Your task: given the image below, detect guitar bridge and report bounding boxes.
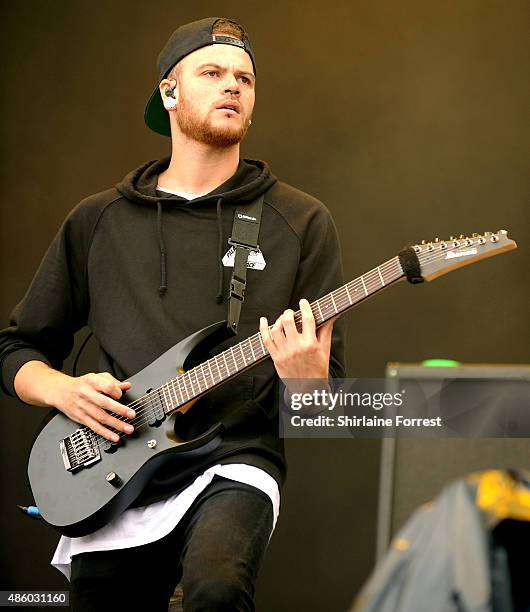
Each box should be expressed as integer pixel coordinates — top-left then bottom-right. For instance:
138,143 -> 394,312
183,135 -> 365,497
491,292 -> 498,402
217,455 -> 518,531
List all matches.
60,428 -> 101,472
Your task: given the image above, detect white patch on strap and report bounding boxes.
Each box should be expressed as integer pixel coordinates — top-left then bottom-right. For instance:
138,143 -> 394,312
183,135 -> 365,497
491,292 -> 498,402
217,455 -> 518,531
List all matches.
222,245 -> 266,270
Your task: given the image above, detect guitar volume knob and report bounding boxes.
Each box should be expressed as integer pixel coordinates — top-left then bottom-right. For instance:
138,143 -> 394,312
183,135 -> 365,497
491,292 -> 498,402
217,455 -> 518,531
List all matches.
106,472 -> 123,488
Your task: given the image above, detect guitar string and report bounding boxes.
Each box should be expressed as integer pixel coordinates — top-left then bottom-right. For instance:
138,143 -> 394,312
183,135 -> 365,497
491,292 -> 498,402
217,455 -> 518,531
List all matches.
71,258 -> 404,456
75,256 -> 405,452
73,243 -> 475,456
82,243 -> 459,426
72,245 -> 469,455
70,242 -> 491,454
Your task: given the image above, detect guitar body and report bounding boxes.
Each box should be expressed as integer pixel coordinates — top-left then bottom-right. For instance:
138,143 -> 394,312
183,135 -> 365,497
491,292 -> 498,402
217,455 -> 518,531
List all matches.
27,320 -> 231,537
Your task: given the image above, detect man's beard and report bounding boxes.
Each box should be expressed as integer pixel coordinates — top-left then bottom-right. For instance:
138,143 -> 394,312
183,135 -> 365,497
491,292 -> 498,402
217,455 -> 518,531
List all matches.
175,89 -> 249,147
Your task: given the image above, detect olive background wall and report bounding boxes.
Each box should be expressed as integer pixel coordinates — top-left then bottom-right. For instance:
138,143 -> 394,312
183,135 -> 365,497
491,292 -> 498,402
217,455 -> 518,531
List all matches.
1,1 -> 528,610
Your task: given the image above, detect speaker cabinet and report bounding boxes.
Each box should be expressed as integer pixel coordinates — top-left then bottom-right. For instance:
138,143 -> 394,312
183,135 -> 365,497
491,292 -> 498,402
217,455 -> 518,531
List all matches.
376,363 -> 530,560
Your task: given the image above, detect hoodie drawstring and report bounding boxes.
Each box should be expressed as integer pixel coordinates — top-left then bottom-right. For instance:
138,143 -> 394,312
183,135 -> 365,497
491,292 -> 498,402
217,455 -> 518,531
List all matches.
157,197 -> 224,303
215,197 -> 224,304
156,201 -> 167,297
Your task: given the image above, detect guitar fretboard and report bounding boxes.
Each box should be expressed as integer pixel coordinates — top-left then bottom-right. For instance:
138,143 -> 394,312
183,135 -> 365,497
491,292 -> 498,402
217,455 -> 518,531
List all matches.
156,256 -> 404,413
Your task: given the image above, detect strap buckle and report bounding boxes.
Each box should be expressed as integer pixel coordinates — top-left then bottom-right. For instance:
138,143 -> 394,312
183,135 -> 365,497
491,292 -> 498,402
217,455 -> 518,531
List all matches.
228,237 -> 259,251
230,277 -> 246,301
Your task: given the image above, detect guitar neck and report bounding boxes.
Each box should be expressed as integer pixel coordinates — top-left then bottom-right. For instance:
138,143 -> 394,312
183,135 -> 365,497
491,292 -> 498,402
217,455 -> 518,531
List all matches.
160,256 -> 404,414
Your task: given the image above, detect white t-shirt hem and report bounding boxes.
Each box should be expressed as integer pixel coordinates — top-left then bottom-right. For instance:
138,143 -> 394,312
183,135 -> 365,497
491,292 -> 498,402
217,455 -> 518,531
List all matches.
51,463 -> 280,582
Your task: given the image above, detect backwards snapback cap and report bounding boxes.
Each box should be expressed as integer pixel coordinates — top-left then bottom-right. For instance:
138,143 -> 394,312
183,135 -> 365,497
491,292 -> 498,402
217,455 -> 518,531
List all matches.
144,17 -> 256,137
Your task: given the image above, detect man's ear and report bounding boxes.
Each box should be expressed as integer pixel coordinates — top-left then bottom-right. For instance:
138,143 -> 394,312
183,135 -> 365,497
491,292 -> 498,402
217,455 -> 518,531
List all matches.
159,79 -> 179,106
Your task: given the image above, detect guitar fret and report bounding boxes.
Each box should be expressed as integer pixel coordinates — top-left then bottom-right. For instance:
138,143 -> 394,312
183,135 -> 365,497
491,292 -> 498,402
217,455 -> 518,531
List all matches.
382,266 -> 392,284
162,380 -> 173,412
245,341 -> 253,363
360,275 -> 368,295
248,340 -> 256,362
172,380 -> 180,407
166,383 -> 174,409
163,382 -> 172,412
339,286 -> 349,310
316,300 -> 323,323
214,355 -> 223,381
377,266 -> 385,286
186,377 -> 193,400
175,377 -> 185,405
168,381 -> 177,410
330,292 -> 338,313
239,344 -> 247,366
193,368 -> 201,393
187,372 -> 196,398
207,359 -> 215,385
258,333 -> 266,355
161,384 -> 171,411
199,363 -> 208,389
248,338 -> 256,361
229,347 -> 238,372
333,288 -> 342,312
191,369 -> 198,394
181,372 -> 191,400
222,352 -> 229,376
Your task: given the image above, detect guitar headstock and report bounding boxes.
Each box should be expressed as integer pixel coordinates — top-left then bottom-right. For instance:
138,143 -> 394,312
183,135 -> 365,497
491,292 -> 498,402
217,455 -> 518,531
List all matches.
413,230 -> 517,281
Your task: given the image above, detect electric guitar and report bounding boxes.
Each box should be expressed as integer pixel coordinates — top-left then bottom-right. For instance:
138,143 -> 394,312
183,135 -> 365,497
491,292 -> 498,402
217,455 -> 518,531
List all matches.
27,230 -> 517,536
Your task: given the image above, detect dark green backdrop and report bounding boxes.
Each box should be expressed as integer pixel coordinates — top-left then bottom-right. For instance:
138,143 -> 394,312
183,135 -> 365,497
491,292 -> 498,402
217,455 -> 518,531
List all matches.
1,1 -> 528,610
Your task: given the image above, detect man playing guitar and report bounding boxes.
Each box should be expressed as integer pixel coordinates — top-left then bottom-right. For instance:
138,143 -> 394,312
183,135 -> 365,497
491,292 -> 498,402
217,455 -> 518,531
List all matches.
0,17 -> 345,610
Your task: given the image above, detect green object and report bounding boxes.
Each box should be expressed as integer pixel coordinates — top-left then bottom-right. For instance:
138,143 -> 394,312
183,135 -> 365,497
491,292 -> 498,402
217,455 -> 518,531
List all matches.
421,359 -> 461,367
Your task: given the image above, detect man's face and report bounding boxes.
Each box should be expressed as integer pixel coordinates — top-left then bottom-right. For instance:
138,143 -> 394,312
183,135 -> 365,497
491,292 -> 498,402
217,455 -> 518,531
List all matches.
170,44 -> 255,147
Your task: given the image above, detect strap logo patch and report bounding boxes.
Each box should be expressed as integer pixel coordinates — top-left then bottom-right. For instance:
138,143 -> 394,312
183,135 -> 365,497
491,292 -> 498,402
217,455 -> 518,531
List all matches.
222,246 -> 266,270
236,212 -> 257,223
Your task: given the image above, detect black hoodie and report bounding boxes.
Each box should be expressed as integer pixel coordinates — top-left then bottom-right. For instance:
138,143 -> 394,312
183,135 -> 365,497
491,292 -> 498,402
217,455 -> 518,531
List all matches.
0,155 -> 346,507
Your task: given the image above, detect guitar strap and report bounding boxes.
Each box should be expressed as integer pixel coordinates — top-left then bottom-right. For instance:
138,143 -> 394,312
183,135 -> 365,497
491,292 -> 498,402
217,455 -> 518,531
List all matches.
71,197 -> 265,370
227,195 -> 264,334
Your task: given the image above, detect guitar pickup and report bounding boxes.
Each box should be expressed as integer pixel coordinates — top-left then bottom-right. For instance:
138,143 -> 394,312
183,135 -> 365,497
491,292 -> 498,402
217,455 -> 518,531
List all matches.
147,390 -> 167,427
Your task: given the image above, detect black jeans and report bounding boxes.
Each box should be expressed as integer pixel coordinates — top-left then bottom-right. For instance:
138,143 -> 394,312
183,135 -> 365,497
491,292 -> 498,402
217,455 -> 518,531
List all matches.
70,476 -> 274,611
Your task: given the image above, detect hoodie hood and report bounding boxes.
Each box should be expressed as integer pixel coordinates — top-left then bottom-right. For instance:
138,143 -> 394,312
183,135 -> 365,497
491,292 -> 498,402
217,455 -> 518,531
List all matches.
116,155 -> 276,207
115,155 -> 277,301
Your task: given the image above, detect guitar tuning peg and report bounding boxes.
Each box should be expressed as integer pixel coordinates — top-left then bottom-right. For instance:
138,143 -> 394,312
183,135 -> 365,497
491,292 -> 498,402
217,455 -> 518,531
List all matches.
421,239 -> 426,245
449,236 -> 455,241
434,237 -> 439,242
498,229 -> 508,235
459,234 -> 465,239
472,233 -> 479,238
